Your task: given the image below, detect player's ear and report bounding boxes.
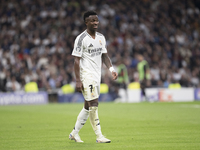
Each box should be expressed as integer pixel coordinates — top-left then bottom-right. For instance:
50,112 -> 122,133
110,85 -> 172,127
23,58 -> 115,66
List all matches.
85,18 -> 88,25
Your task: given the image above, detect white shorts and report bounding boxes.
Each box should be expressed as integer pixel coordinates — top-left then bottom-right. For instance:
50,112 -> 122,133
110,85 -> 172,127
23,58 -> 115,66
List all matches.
82,78 -> 100,101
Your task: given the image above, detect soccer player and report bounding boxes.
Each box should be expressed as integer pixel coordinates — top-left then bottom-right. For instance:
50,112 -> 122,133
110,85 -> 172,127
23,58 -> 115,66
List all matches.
136,54 -> 150,101
69,11 -> 118,143
116,58 -> 129,100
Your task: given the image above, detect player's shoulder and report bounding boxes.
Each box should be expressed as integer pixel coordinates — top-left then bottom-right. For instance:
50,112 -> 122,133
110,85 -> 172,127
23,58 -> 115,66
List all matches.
96,32 -> 105,37
75,31 -> 88,46
76,30 -> 87,39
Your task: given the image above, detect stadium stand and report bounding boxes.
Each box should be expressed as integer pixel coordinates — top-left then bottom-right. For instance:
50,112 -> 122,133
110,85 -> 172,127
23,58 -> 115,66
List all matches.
0,0 -> 199,96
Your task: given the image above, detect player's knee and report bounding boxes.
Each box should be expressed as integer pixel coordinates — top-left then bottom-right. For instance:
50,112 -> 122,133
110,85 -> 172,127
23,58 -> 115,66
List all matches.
88,99 -> 98,107
84,101 -> 89,110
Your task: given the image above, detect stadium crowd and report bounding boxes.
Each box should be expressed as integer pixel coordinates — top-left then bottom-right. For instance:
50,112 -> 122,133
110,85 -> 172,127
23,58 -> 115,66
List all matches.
0,0 -> 200,93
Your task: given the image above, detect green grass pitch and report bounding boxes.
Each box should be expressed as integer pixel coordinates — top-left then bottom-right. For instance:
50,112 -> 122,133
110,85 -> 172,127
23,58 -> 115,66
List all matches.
0,101 -> 200,150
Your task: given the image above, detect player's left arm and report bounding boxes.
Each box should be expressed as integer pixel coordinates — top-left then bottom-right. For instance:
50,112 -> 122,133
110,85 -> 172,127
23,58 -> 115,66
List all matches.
102,53 -> 118,80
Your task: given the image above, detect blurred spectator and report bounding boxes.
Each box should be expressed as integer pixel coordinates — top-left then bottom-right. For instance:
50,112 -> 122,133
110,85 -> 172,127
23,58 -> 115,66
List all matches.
0,67 -> 7,92
6,75 -> 21,92
136,53 -> 151,101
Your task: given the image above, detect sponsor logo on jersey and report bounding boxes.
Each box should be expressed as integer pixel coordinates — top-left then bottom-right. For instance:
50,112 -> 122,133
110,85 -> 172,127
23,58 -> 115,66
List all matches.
88,48 -> 102,54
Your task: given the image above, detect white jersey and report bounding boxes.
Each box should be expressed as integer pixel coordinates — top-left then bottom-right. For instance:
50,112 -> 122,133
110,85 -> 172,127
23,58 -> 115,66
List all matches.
72,30 -> 107,83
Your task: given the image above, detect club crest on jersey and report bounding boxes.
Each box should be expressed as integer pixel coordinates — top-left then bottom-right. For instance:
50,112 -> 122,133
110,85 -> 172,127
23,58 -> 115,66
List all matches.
99,40 -> 102,45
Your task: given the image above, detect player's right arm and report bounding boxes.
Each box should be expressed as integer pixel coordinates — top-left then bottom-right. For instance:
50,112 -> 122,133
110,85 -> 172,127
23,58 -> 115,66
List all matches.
72,33 -> 85,93
74,56 -> 83,92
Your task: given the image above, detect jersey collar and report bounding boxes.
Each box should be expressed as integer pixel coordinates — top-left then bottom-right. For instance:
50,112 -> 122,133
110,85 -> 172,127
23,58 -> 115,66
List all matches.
85,30 -> 97,39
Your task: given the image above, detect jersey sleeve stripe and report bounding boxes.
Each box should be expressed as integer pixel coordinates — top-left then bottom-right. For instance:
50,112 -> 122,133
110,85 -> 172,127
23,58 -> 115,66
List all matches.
77,33 -> 86,47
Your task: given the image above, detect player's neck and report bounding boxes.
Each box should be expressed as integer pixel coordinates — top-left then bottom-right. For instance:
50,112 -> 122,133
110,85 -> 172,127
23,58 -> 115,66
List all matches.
87,29 -> 96,39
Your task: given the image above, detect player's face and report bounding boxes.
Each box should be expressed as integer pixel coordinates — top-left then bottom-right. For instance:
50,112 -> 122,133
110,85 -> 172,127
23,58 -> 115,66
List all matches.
85,15 -> 99,31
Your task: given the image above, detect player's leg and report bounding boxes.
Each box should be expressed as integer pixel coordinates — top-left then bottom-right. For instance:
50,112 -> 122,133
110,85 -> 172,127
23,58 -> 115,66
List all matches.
69,87 -> 91,142
141,80 -> 148,101
69,79 -> 98,143
86,98 -> 111,143
69,106 -> 89,142
86,99 -> 102,137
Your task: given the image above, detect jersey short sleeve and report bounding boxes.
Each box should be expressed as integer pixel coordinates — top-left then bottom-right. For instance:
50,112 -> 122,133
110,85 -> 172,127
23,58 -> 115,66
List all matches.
101,35 -> 107,53
72,33 -> 86,57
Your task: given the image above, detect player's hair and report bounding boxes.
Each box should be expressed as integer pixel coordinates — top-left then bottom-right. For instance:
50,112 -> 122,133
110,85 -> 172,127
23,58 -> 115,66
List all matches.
83,10 -> 97,22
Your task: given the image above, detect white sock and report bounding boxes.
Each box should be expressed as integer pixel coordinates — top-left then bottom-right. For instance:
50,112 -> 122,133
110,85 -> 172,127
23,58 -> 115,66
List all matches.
89,107 -> 103,138
72,107 -> 89,135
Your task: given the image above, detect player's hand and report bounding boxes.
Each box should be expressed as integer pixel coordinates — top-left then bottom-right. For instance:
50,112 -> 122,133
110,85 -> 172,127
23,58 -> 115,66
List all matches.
112,71 -> 118,80
76,81 -> 83,93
